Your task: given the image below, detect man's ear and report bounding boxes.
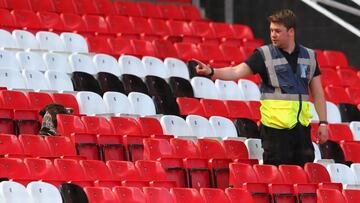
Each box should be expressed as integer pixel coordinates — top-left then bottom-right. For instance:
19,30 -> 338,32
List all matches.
288,27 -> 295,36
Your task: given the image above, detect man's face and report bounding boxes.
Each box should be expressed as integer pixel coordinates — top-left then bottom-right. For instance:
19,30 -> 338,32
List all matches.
270,22 -> 294,49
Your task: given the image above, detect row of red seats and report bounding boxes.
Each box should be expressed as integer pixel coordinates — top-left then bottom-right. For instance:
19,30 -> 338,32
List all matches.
0,0 -> 199,20
321,69 -> 360,89
315,49 -> 353,69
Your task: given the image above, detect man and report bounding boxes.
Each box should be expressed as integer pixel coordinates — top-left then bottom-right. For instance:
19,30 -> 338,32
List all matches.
194,9 -> 328,166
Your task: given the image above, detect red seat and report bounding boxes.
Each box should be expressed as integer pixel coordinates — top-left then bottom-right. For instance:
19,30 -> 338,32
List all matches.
82,14 -> 109,35
143,138 -> 174,160
222,139 -> 249,160
346,87 -> 360,106
37,11 -> 65,32
153,39 -> 178,59
0,158 -> 30,181
53,0 -> 77,13
170,188 -> 205,203
189,21 -> 218,44
246,101 -> 261,121
84,186 -> 118,203
5,0 -> 32,10
94,0 -> 116,15
148,18 -> 171,38
130,39 -> 156,57
342,189 -> 360,203
54,158 -> 92,187
56,114 -> 86,136
106,160 -> 141,181
26,92 -> 54,112
51,93 -> 80,115
219,44 -> 247,65
253,164 -> 283,184
24,157 -> 61,185
176,97 -> 205,117
44,136 -> 77,157
200,188 -> 230,203
30,0 -> 55,12
86,36 -> 113,55
129,16 -> 159,40
278,165 -> 309,184
0,90 -> 29,109
229,162 -> 258,186
230,24 -> 255,40
167,20 -> 200,43
97,134 -> 126,161
198,43 -> 229,67
0,9 -> 15,31
138,117 -> 165,137
174,42 -> 205,61
80,160 -> 113,184
0,109 -> 15,134
113,186 -> 146,203
304,163 -> 331,183
135,160 -> 167,181
158,4 -> 184,20
317,188 -> 346,203
143,187 -> 174,203
60,13 -> 87,33
106,16 -> 139,39
340,141 -> 360,163
328,123 -> 353,142
180,4 -> 202,21
223,100 -> 253,119
200,98 -> 229,118
323,50 -> 349,68
81,116 -> 113,135
137,1 -> 162,19
0,134 -> 23,155
18,134 -> 51,157
225,188 -> 254,203
324,86 -> 351,104
73,0 -> 100,15
314,49 -> 329,68
113,1 -> 141,17
337,69 -> 360,88
108,36 -> 135,56
71,132 -> 100,160
210,22 -> 242,46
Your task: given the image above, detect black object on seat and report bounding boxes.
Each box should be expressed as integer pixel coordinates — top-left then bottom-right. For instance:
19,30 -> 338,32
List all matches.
59,183 -> 89,203
72,72 -> 101,95
233,118 -> 260,139
145,75 -> 172,97
97,72 -> 125,95
153,95 -> 180,115
169,76 -> 194,98
319,140 -> 345,164
121,74 -> 148,95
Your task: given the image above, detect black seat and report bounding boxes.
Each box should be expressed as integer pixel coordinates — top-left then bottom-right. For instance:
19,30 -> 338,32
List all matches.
97,72 -> 125,95
233,118 -> 260,139
169,76 -> 194,98
72,72 -> 101,95
338,103 -> 360,122
153,95 -> 180,115
319,140 -> 346,164
59,183 -> 89,203
145,75 -> 172,97
121,74 -> 148,95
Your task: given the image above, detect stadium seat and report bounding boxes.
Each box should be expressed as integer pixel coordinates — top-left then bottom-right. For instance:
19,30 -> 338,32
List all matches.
24,158 -> 61,184
143,187 -> 174,203
253,164 -> 283,184
189,21 -> 218,44
233,118 -> 260,139
317,188 -> 346,203
0,50 -> 21,71
0,181 -> 30,202
323,50 -> 349,67
76,91 -> 108,115
130,39 -> 156,57
16,51 -> 46,72
170,188 -> 205,203
69,53 -> 97,75
327,163 -> 357,185
54,158 -> 92,187
229,162 -> 258,187
168,77 -> 194,98
27,181 -> 62,203
51,93 -> 79,114
0,90 -> 29,109
11,9 -> 41,31
186,115 -> 215,138
84,186 -> 118,203
82,15 -> 109,35
180,4 -> 202,21
52,0 -> 77,13
209,116 -> 238,139
36,31 -> 66,52
230,24 -> 254,40
164,57 -> 189,80
244,138 -> 264,162
320,68 -> 342,87
22,70 -> 50,91
121,74 -> 149,95
215,79 -> 244,100
197,43 -> 229,67
0,29 -> 18,49
60,32 -> 89,53
324,86 -> 351,105
0,158 -> 30,181
328,123 -> 354,142
81,116 -> 113,135
200,188 -> 230,203
18,134 -> 51,157
12,30 -> 40,50
144,75 -> 172,97
60,13 -> 87,33
96,133 -> 127,161
30,0 -> 55,12
152,95 -> 180,115
80,160 -> 113,184
106,160 -> 141,182
105,16 -> 138,39
56,114 -> 85,136
340,141 -> 360,163
97,72 -> 125,95
59,183 -> 88,203
113,1 -> 141,16
148,18 -> 171,38
167,20 -> 199,43
223,100 -> 253,119
95,0 -> 116,15
174,42 -> 204,61
342,189 -> 360,202
337,69 -> 360,87
326,101 -> 342,123
129,16 -> 159,41
71,132 -> 101,160
142,56 -> 168,79
160,115 -> 192,137
238,79 -> 261,101
108,36 -> 135,56
210,22 -> 241,46
200,99 -> 230,118
0,69 -> 26,89
103,91 -> 133,115
118,55 -> 147,78
114,186 -> 146,203
72,72 -> 101,95
128,92 -> 156,116
222,139 -> 249,160
43,53 -> 72,73
44,136 -> 77,157
0,134 -> 23,155
349,121 -> 360,141
225,188 -> 254,203
153,39 -> 178,59
191,76 -> 219,99
135,160 -> 168,182
86,36 -> 112,55
143,138 -> 173,160
73,0 -> 100,15
93,54 -> 122,77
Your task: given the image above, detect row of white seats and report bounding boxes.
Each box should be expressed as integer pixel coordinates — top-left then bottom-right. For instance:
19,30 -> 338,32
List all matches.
0,29 -> 88,53
327,163 -> 360,189
0,181 -> 62,203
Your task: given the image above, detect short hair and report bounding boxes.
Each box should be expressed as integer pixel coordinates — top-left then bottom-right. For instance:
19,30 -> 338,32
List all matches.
268,9 -> 296,30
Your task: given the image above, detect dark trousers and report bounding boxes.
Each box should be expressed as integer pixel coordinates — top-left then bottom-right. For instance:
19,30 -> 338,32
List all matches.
260,123 -> 315,167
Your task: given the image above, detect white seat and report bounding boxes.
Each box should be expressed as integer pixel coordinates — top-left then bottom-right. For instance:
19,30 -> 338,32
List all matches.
191,76 -> 218,99
160,115 -> 192,137
16,51 -> 46,71
22,70 -> 50,91
244,138 -> 264,163
0,29 -> 18,49
350,121 -> 360,141
309,102 -> 319,122
118,55 -> 146,78
12,30 -> 40,50
186,115 -> 215,138
327,163 -> 357,185
60,32 -> 88,53
0,69 -> 26,89
238,79 -> 261,101
43,52 -> 72,73
351,164 -> 360,185
69,53 -> 97,75
315,159 -> 335,168
0,181 -> 30,203
313,142 -> 322,162
93,54 -> 122,76
0,50 -> 21,71
35,31 -> 66,52
326,101 -> 342,123
128,92 -> 156,116
76,91 -> 108,115
103,91 -> 133,115
215,79 -> 244,100
142,56 -> 168,78
209,116 -> 238,139
26,181 -> 62,203
164,57 -> 190,80
45,70 -> 74,91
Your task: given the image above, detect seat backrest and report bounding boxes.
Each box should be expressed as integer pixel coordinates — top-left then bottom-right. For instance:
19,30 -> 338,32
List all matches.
209,116 -> 238,138
244,138 -> 264,161
103,91 -> 133,115
142,56 -> 168,79
16,51 -> 46,71
350,164 -> 360,185
349,121 -> 360,141
229,163 -> 258,187
106,160 -> 140,180
164,57 -> 189,80
238,79 -> 260,101
118,55 -> 146,78
186,115 -> 215,138
0,50 -> 21,71
143,138 -> 173,160
128,92 -> 156,116
51,93 -> 79,115
0,181 -> 29,202
326,101 -> 342,123
0,69 -> 26,89
342,189 -> 360,203
79,160 -> 112,181
170,188 -> 205,203
59,183 -> 89,203
160,115 -> 192,137
278,164 -> 309,184
54,158 -> 88,181
22,70 -> 50,91
215,79 -> 244,100
35,31 -> 66,52
317,188 -> 346,203
18,134 -> 51,157
253,164 -> 283,184
0,29 -> 17,49
43,52 -> 72,73
143,187 -> 174,203
191,76 -> 218,99
93,54 -> 122,76
83,187 -> 118,203
114,186 -> 147,203
69,53 -> 97,75
26,181 -> 62,203
56,114 -> 86,136
12,30 -> 39,50
221,140 -> 249,160
44,136 -> 77,157
76,91 -> 108,115
0,90 -> 29,109
196,138 -> 226,159
304,163 -> 331,183
60,32 -> 89,53
72,72 -> 101,95
81,116 -> 113,135
45,70 -> 74,91
169,77 -> 194,98
200,188 -> 230,203
327,163 -> 357,185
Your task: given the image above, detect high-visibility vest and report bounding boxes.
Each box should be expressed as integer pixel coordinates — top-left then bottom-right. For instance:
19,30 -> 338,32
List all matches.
257,44 -> 317,129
